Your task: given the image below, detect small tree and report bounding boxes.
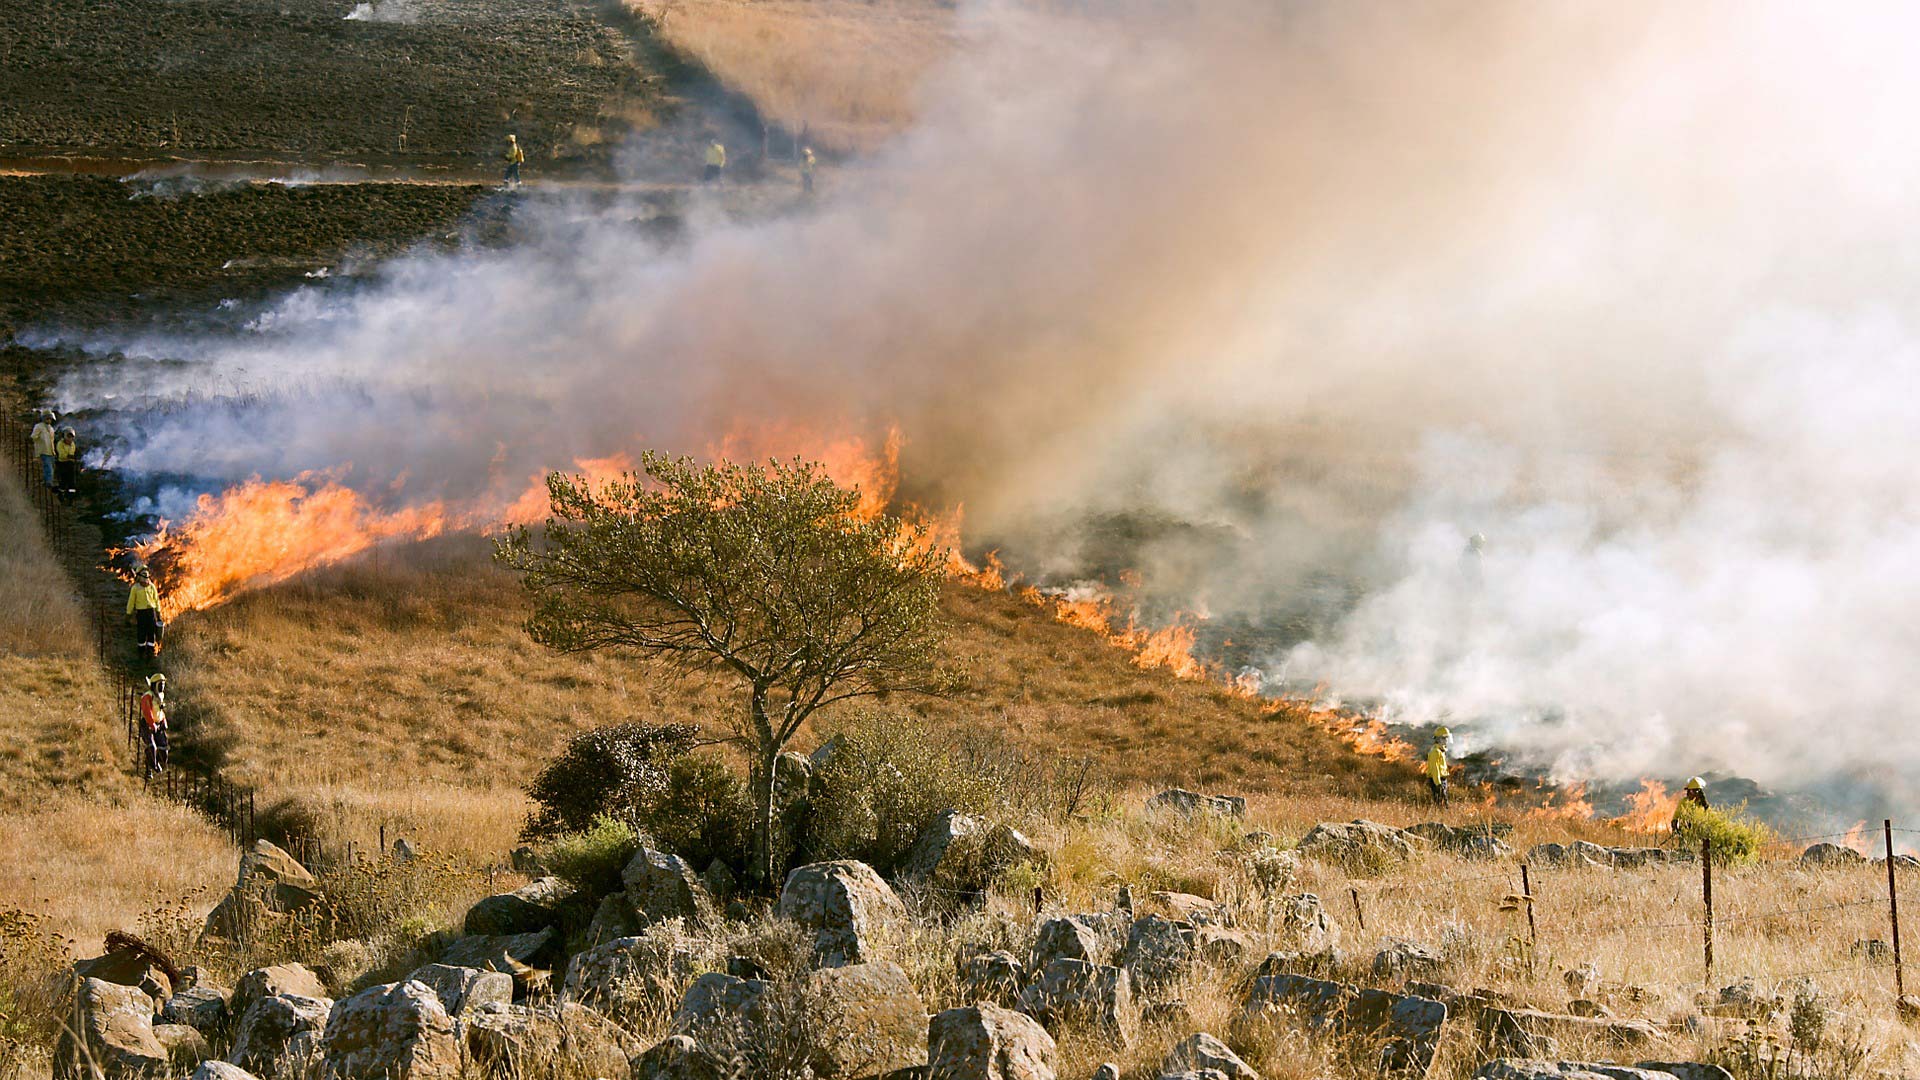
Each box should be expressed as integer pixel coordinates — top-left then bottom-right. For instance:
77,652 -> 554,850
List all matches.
496,453 -> 953,889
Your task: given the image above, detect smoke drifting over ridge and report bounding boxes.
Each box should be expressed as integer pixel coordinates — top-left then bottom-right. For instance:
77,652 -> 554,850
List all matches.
45,2 -> 1920,810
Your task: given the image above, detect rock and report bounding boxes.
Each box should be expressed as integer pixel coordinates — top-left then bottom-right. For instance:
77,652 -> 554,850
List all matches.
1117,914 -> 1192,996
1799,842 -> 1869,868
562,934 -> 701,1016
228,994 -> 332,1077
1564,964 -> 1602,998
1526,843 -> 1610,870
1147,891 -> 1226,925
1249,949 -> 1344,982
958,951 -> 1026,1009
1162,1032 -> 1259,1079
1373,940 -> 1445,981
927,1003 -> 1057,1080
624,848 -> 715,926
206,841 -> 323,939
1276,893 -> 1339,955
1404,822 -> 1515,860
509,846 -> 548,877
802,960 -> 928,1076
56,978 -> 170,1079
74,947 -> 175,1007
1478,1008 -> 1661,1058
631,1034 -> 715,1080
163,986 -> 232,1035
1636,1066 -> 1735,1080
1241,974 -> 1446,1078
671,972 -> 767,1034
154,1022 -> 211,1067
392,838 -> 419,862
1192,926 -> 1259,967
901,810 -> 987,885
777,860 -> 907,968
1090,1066 -> 1118,1080
319,981 -> 461,1080
1475,1066 -> 1728,1080
584,894 -> 642,947
1031,916 -> 1102,969
237,839 -> 318,891
230,964 -> 327,1031
192,1064 -> 259,1080
1566,1000 -> 1611,1019
439,928 -> 559,996
702,859 -> 737,902
466,1002 -> 639,1080
1147,789 -> 1247,818
405,964 -> 512,1019
464,878 -> 566,936
1297,820 -> 1415,864
1016,959 -> 1133,1045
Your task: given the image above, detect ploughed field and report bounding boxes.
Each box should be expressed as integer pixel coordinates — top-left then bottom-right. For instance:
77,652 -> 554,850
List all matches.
0,0 -> 660,164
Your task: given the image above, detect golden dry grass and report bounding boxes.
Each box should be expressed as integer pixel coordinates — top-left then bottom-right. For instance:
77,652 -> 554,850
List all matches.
634,0 -> 956,152
0,459 -> 232,953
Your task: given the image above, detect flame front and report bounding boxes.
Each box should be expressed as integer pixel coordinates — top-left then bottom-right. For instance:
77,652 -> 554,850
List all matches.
1608,778 -> 1678,833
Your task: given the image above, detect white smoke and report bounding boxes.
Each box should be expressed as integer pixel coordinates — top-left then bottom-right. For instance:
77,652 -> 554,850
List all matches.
39,0 -> 1920,814
344,1 -> 420,24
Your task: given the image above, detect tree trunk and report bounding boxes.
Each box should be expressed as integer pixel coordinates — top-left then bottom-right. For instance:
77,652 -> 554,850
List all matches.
749,687 -> 780,893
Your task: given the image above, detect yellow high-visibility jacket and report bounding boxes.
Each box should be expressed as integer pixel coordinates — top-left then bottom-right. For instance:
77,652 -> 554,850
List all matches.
505,142 -> 525,164
30,422 -> 54,456
800,149 -> 815,174
55,437 -> 76,462
1424,747 -> 1447,784
127,583 -> 161,614
706,143 -> 726,167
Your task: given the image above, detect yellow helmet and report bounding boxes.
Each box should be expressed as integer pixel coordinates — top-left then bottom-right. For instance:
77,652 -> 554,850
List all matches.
1434,726 -> 1451,740
147,674 -> 166,689
1685,776 -> 1705,791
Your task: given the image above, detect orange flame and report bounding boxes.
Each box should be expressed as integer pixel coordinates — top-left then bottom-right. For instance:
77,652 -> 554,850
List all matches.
1608,778 -> 1679,833
1843,820 -> 1870,853
1524,782 -> 1597,821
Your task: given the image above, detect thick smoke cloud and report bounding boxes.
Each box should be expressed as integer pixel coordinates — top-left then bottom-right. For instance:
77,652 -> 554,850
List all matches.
42,1 -> 1920,812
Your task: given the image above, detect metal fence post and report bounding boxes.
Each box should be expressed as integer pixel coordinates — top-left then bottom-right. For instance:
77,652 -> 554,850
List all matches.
1888,819 -> 1905,998
1702,835 -> 1715,984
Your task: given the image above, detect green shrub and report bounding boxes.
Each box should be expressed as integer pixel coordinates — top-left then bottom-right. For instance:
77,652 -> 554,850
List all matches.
544,815 -> 644,895
800,713 -> 1000,875
522,722 -> 700,840
1674,800 -> 1773,866
639,754 -> 754,875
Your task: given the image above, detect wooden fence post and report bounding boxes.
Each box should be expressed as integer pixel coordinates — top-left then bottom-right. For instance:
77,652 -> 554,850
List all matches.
1888,819 -> 1905,998
1520,863 -> 1539,957
1702,835 -> 1715,984
1350,887 -> 1366,931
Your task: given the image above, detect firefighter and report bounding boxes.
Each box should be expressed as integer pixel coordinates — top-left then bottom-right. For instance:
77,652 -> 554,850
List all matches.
703,139 -> 726,183
128,567 -> 164,657
1671,776 -> 1709,834
29,411 -> 56,488
503,135 -> 525,187
54,426 -> 78,502
138,674 -> 169,778
799,145 -> 816,194
1424,726 -> 1451,807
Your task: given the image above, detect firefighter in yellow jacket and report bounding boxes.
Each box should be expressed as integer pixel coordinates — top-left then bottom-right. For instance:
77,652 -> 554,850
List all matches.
1424,727 -> 1451,807
138,674 -> 169,778
704,139 -> 726,183
128,567 -> 164,657
503,135 -> 525,186
30,410 -> 56,488
799,146 -> 816,194
54,426 -> 78,502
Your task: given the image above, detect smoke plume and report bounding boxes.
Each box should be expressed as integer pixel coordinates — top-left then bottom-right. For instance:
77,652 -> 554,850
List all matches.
42,1 -> 1920,815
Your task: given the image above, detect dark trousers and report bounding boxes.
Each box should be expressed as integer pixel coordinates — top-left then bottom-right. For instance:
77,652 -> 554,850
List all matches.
39,454 -> 54,487
801,172 -> 814,194
504,162 -> 521,184
1428,777 -> 1449,808
703,164 -> 722,183
135,608 -> 162,651
145,728 -> 169,776
55,459 -> 77,496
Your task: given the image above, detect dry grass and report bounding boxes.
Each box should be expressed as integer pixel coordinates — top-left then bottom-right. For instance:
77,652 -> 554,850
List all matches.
633,0 -> 956,152
0,460 -> 232,954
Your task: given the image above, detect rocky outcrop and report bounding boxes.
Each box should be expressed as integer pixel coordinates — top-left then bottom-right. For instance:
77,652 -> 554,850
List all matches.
1242,974 -> 1446,1078
466,1002 -> 639,1080
55,978 -> 170,1080
205,842 -> 323,940
228,994 -> 332,1078
1373,940 -> 1445,981
1477,1008 -> 1661,1059
630,1034 -> 716,1080
439,929 -> 559,996
405,964 -> 512,1019
74,947 -> 175,1009
671,973 -> 767,1035
624,848 -> 715,926
561,934 -> 701,1016
153,1023 -> 211,1068
1475,1065 -> 1731,1080
163,986 -> 232,1037
802,961 -> 928,1077
191,1063 -> 260,1080
900,810 -> 987,886
1162,1032 -> 1259,1080
1031,917 -> 1102,969
464,878 -> 567,936
318,980 -> 461,1080
927,1003 -> 1057,1080
1117,914 -> 1192,996
777,860 -> 906,968
1404,822 -> 1515,861
1799,843 -> 1869,868
230,965 -> 327,1035
1017,959 -> 1134,1045
1527,843 -> 1692,871
1297,820 -> 1416,864
1147,789 -> 1247,819
958,951 -> 1026,1009
1275,893 -> 1339,955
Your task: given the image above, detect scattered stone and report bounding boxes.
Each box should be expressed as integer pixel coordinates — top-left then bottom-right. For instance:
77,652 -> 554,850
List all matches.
192,1063 -> 260,1080
227,993 -> 332,1078
1404,823 -> 1516,860
1475,1066 -> 1730,1080
464,878 -> 566,936
1118,914 -> 1192,996
1478,1007 -> 1660,1059
319,980 -> 461,1080
153,1022 -> 211,1067
1275,893 -> 1339,955
1146,891 -> 1226,925
671,972 -> 768,1034
1297,820 -> 1415,864
439,928 -> 559,996
1799,843 -> 1868,868
56,978 -> 169,1079
1147,789 -> 1247,819
584,894 -> 642,947
205,841 -> 323,939
1031,916 -> 1102,969
74,947 -> 175,1007
625,848 -> 716,926
466,1002 -> 639,1080
1017,959 -> 1134,1046
1192,926 -> 1259,967
1636,1065 -> 1736,1080
1241,974 -> 1446,1078
163,985 -> 232,1035
1566,1000 -> 1612,1019
230,964 -> 327,1030
630,1033 -> 714,1080
406,964 -> 513,1019
1564,964 -> 1602,998
392,838 -> 419,862
1162,1032 -> 1258,1080
958,951 -> 1027,1008
902,810 -> 987,884
777,860 -> 907,968
562,933 -> 701,1015
1090,1065 -> 1118,1080
927,1003 -> 1057,1080
802,961 -> 928,1076
1373,940 -> 1445,981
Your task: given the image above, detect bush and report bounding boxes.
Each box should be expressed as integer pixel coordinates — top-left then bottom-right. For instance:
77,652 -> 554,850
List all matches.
543,815 -> 645,896
1674,800 -> 1773,866
523,722 -> 700,840
639,755 -> 754,875
800,713 -> 1000,875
